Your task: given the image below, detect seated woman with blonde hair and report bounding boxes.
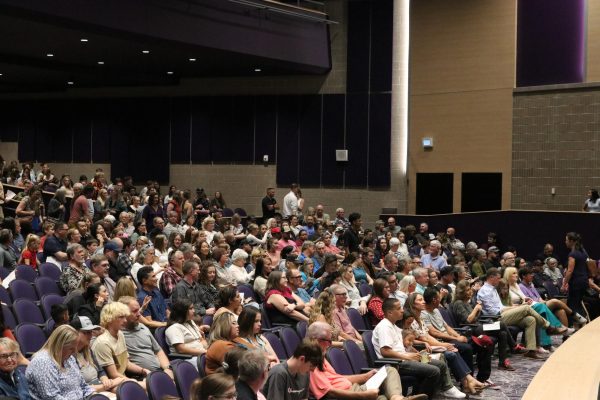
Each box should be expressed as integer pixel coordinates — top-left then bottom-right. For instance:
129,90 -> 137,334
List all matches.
26,325 -> 95,400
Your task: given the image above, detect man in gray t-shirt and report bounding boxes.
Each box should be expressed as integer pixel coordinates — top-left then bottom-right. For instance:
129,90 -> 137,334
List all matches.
263,341 -> 322,400
120,296 -> 174,379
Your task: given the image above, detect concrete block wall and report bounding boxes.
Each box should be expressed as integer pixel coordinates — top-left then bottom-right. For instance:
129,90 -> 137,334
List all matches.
512,84 -> 600,210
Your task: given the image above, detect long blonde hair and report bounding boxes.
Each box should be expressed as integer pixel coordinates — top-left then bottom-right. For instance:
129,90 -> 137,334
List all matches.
308,291 -> 335,326
39,325 -> 78,370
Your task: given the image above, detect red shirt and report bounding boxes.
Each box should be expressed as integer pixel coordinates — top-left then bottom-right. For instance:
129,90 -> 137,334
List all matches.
20,249 -> 38,269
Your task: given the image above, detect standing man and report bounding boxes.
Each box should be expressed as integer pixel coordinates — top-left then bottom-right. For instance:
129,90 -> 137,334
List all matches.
262,187 -> 279,220
342,212 -> 362,255
386,218 -> 402,236
283,183 -> 299,219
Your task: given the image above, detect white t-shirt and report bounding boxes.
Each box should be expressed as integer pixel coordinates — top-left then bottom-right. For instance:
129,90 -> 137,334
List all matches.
372,318 -> 406,359
282,191 -> 298,218
165,321 -> 205,354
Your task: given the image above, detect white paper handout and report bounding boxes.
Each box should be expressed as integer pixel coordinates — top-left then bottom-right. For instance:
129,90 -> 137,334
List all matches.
365,366 -> 388,390
483,321 -> 501,331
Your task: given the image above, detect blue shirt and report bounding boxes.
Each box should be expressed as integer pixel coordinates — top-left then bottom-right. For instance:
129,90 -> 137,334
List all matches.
137,287 -> 167,322
294,287 -> 312,303
420,253 -> 448,271
477,282 -> 503,315
0,366 -> 30,400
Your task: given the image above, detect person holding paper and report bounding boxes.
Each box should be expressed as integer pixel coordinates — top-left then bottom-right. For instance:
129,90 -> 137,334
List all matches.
306,321 -> 426,400
373,298 -> 466,398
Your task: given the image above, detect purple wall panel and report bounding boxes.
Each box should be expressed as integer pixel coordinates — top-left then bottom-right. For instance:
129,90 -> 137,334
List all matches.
517,0 -> 586,86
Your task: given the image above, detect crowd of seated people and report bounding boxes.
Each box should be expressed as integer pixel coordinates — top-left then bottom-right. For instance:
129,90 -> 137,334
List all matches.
0,163 -> 595,399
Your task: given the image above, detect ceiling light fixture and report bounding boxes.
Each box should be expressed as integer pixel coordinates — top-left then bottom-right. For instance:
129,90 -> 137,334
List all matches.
98,61 -> 104,65
67,81 -> 74,85
189,58 -> 196,62
80,38 -> 88,42
167,71 -> 174,75
0,73 -> 3,76
142,50 -> 150,54
254,68 -> 262,72
47,53 -> 54,57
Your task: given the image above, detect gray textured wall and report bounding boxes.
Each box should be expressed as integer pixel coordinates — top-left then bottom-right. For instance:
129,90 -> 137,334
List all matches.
512,84 -> 600,210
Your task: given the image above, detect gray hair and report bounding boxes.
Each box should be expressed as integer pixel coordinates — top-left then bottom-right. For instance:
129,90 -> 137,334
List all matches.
389,238 -> 400,246
475,249 -> 487,258
307,321 -> 331,340
179,243 -> 194,255
66,244 -> 84,259
238,350 -> 269,383
301,240 -> 315,252
466,241 -> 478,250
429,240 -> 441,248
412,267 -> 427,278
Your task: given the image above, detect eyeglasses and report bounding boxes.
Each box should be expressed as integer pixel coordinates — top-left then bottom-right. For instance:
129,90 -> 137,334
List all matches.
0,352 -> 18,361
289,275 -> 302,279
334,293 -> 348,297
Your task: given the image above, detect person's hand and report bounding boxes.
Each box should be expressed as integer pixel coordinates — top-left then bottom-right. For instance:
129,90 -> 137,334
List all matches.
524,297 -> 533,305
404,352 -> 421,361
205,307 -> 216,315
456,335 -> 468,343
365,369 -> 378,379
424,343 -> 432,353
561,283 -> 569,293
284,304 -> 295,313
359,302 -> 368,315
474,303 -> 483,312
142,295 -> 152,309
440,288 -> 449,298
446,343 -> 458,352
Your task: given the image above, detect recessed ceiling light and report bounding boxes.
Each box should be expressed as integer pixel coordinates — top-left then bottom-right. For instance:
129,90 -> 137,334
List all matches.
0,73 -> 3,76
47,53 -> 54,57
167,71 -> 174,75
67,81 -> 74,85
189,58 -> 196,62
98,61 -> 104,65
254,68 -> 262,72
80,38 -> 88,42
142,50 -> 150,54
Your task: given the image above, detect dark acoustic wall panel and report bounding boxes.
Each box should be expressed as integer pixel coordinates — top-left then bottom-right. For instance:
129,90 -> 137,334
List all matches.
229,96 -> 254,163
298,95 -> 322,186
209,97 -> 234,163
370,0 -> 393,93
33,103 -> 55,163
516,0 -> 586,86
129,99 -> 170,184
170,97 -> 192,164
108,99 -> 133,183
345,93 -> 369,186
72,101 -> 92,163
416,173 -> 453,215
17,118 -> 36,162
254,96 -> 277,164
50,102 -> 73,163
91,102 -> 111,163
368,93 -> 391,187
276,96 -> 300,186
347,1 -> 371,93
190,97 -> 212,163
321,94 -> 345,186
0,103 -> 20,142
461,173 -> 502,212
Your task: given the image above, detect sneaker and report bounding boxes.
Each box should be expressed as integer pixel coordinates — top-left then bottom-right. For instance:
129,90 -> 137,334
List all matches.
498,359 -> 515,371
524,350 -> 545,360
564,327 -> 576,336
537,347 -> 550,354
442,386 -> 466,398
573,312 -> 588,325
546,326 -> 567,335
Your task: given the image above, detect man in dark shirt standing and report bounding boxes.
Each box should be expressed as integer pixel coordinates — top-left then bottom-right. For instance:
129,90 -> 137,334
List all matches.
261,187 -> 279,220
342,212 -> 362,255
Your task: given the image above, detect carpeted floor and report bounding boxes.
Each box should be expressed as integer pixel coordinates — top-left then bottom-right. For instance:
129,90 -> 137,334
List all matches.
433,336 -> 563,400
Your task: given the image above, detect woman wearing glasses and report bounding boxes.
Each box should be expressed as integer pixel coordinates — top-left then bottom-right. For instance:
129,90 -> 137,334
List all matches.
0,338 -> 30,399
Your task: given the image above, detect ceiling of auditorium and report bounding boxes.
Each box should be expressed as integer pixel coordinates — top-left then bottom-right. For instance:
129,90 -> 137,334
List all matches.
0,9 -> 324,93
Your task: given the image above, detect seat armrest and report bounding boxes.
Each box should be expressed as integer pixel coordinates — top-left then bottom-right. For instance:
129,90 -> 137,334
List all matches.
168,352 -> 193,360
374,358 -> 403,366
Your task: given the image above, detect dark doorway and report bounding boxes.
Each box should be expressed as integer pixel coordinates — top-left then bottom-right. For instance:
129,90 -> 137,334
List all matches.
461,173 -> 502,212
416,173 -> 453,215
